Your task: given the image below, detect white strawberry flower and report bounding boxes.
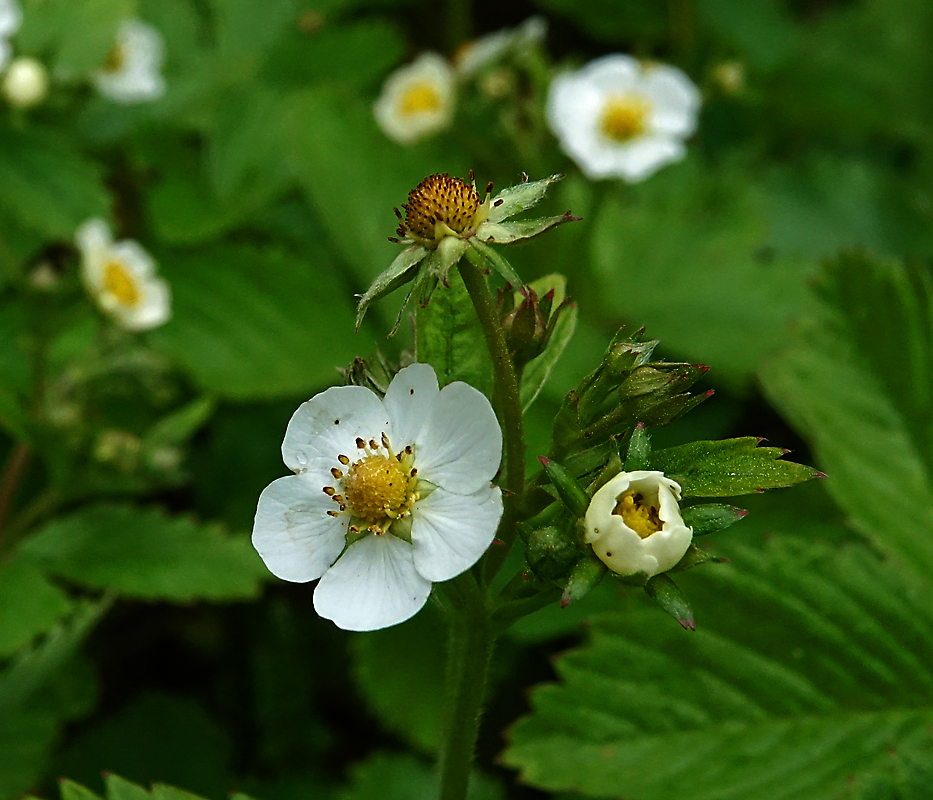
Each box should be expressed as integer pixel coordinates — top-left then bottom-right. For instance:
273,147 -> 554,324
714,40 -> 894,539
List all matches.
547,54 -> 701,182
252,363 -> 503,631
2,57 -> 48,108
584,470 -> 693,578
93,19 -> 165,104
374,52 -> 455,145
76,219 -> 170,331
454,16 -> 547,77
0,0 -> 23,72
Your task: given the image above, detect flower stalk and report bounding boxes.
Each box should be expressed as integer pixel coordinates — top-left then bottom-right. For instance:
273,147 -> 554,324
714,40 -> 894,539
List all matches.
457,252 -> 525,583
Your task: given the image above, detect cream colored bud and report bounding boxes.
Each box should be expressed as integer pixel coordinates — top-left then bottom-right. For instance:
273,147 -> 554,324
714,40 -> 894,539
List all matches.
2,57 -> 49,108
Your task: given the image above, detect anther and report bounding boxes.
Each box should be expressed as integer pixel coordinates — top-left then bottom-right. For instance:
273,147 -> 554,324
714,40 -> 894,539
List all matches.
485,182 -> 493,194
381,432 -> 390,449
338,454 -> 350,465
326,510 -> 339,517
410,468 -> 418,477
493,199 -> 503,207
405,445 -> 413,454
349,525 -> 360,533
331,467 -> 343,479
323,486 -> 336,496
356,437 -> 366,448
369,439 -> 378,450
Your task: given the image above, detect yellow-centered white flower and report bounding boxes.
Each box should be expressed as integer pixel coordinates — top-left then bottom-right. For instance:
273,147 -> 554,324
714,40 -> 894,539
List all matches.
76,218 -> 170,331
2,57 -> 48,108
374,53 -> 454,145
93,19 -> 165,104
252,363 -> 503,631
547,54 -> 700,182
584,470 -> 693,578
0,0 -> 22,72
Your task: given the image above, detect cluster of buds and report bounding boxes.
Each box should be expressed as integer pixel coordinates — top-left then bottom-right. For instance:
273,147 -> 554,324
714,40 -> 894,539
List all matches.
497,281 -> 573,367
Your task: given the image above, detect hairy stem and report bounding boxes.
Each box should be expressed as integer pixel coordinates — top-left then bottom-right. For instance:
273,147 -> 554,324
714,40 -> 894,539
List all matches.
0,442 -> 31,549
437,572 -> 494,800
457,254 -> 525,583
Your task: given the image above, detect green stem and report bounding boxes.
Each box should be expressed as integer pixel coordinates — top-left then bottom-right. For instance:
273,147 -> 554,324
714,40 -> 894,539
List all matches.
457,256 -> 525,583
437,573 -> 494,800
0,442 -> 31,550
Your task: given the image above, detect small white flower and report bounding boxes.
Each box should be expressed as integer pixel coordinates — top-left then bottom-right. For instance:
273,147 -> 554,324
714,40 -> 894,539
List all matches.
584,470 -> 693,578
76,218 -> 170,331
0,0 -> 22,72
2,57 -> 48,108
547,54 -> 701,182
374,53 -> 455,145
252,363 -> 503,631
454,16 -> 547,77
93,19 -> 165,104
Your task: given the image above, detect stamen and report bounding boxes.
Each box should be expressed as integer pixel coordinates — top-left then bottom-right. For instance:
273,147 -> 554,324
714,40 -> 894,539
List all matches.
331,467 -> 344,479
356,437 -> 366,449
323,486 -> 336,496
338,454 -> 350,465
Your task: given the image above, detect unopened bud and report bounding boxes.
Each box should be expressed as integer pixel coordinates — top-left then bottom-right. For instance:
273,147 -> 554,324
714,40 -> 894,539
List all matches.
525,524 -> 578,582
2,57 -> 49,108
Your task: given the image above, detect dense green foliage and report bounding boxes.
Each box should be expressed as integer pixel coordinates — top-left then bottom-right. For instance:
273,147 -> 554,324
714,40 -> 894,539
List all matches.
1,0 -> 931,797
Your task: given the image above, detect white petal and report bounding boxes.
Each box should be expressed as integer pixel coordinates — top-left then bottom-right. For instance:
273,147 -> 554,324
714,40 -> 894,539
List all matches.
0,0 -> 22,38
75,218 -> 113,278
313,534 -> 431,631
94,19 -> 165,103
410,484 -> 502,581
111,239 -> 157,279
642,65 -> 701,137
579,54 -> 641,93
413,381 -> 502,493
282,386 -> 390,474
382,363 -> 439,449
611,135 -> 686,182
116,275 -> 171,330
252,474 -> 348,583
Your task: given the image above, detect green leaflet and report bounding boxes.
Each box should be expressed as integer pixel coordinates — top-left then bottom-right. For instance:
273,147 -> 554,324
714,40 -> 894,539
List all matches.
415,269 -> 493,396
648,437 -> 818,497
761,252 -> 933,580
504,537 -> 933,799
18,504 -> 267,601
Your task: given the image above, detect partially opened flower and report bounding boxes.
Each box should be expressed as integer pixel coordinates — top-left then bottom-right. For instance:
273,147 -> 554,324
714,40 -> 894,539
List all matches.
93,19 -> 165,103
2,57 -> 49,108
252,363 -> 503,631
374,53 -> 455,145
547,54 -> 701,182
0,0 -> 23,72
584,470 -> 693,578
76,218 -> 170,330
357,172 -> 575,331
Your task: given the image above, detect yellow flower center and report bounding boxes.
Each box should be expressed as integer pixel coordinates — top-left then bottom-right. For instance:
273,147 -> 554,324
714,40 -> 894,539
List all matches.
399,82 -> 442,117
103,260 -> 140,307
102,44 -> 126,73
400,173 -> 485,242
613,490 -> 662,539
600,95 -> 651,143
343,454 -> 410,523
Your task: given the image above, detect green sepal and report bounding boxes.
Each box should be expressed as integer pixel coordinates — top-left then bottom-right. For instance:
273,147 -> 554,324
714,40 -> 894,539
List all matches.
561,552 -> 607,607
648,437 -> 820,497
466,238 -> 524,287
355,243 -> 427,331
624,423 -> 651,471
587,443 -> 623,495
486,173 -> 563,223
538,457 -> 589,518
644,573 -> 695,631
668,543 -> 726,573
681,503 -> 748,536
478,213 -> 576,245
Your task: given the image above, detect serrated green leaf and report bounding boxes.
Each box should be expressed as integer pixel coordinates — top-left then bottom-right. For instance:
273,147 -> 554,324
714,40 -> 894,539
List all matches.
0,558 -> 73,658
648,437 -> 818,497
349,608 -> 446,754
0,127 -> 110,239
149,245 -> 362,401
590,160 -> 812,386
761,253 -> 933,579
18,504 -> 266,601
504,538 -> 933,799
60,781 -> 103,800
680,503 -> 748,536
415,269 -> 493,396
103,774 -> 151,800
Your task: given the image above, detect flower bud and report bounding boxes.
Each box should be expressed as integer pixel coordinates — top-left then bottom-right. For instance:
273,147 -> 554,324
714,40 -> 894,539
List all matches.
584,470 -> 692,578
501,285 -> 570,366
2,57 -> 49,108
525,524 -> 578,582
